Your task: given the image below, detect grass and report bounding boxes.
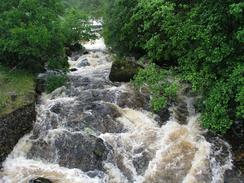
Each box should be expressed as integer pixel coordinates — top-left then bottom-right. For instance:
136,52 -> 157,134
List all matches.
0,65 -> 35,116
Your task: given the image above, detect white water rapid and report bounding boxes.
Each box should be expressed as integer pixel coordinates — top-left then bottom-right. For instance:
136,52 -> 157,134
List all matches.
0,38 -> 235,183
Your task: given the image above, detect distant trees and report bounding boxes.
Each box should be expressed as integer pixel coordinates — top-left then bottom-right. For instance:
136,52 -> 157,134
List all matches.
0,0 -> 95,72
61,0 -> 105,18
103,0 -> 244,133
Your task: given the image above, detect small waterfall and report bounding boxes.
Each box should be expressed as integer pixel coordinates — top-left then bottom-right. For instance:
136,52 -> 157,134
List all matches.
0,38 -> 236,183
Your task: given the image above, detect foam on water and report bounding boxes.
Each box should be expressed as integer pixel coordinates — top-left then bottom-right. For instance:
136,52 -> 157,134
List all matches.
0,38 -> 234,183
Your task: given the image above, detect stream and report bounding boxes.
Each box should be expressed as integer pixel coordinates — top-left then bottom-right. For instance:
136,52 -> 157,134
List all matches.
0,38 -> 239,183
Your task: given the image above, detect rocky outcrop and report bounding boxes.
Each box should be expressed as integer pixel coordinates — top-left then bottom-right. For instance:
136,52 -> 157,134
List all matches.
0,103 -> 36,166
109,60 -> 143,82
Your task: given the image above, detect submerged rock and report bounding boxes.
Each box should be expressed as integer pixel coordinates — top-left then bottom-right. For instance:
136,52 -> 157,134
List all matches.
29,177 -> 52,183
109,60 -> 143,82
77,58 -> 90,67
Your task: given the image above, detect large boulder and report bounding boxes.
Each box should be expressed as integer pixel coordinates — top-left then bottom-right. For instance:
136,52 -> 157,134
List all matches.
109,60 -> 143,82
27,132 -> 110,172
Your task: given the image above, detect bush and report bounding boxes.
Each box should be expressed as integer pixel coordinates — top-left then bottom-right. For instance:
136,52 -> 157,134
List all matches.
103,0 -> 244,133
133,64 -> 178,112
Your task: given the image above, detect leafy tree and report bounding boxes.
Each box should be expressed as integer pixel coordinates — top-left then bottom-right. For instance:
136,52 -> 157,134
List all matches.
103,0 -> 244,133
61,0 -> 105,18
61,8 -> 96,47
0,0 -> 95,72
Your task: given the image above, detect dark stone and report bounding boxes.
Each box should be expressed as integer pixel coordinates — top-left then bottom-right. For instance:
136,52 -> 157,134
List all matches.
65,47 -> 72,57
224,120 -> 244,174
69,43 -> 85,53
28,132 -> 110,172
205,132 -> 244,182
173,102 -> 188,124
50,103 -> 61,114
29,177 -> 52,183
155,107 -> 171,126
0,103 -> 36,166
133,150 -> 151,175
70,68 -> 78,72
94,138 -> 108,160
83,51 -> 89,55
109,60 -> 143,82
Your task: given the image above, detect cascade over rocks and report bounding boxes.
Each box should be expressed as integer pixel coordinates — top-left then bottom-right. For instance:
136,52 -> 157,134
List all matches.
1,38 -> 238,183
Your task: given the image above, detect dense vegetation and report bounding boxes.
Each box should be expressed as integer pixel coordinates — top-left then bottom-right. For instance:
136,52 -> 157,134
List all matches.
0,0 -> 95,72
0,0 -> 97,113
61,0 -> 104,18
104,0 -> 244,133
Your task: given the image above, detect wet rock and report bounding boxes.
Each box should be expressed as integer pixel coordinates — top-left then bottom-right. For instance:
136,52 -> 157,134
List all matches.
224,120 -> 244,174
65,46 -> 72,57
29,177 -> 52,183
224,167 -> 244,183
50,103 -> 61,114
70,43 -> 85,53
109,60 -> 143,82
0,103 -> 35,166
173,102 -> 188,124
94,138 -> 108,160
77,102 -> 124,133
28,132 -> 110,172
133,150 -> 151,175
155,107 -> 171,126
77,58 -> 90,68
70,68 -> 77,72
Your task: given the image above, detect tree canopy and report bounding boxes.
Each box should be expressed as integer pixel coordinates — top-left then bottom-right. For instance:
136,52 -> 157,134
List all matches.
103,0 -> 244,133
0,0 -> 95,72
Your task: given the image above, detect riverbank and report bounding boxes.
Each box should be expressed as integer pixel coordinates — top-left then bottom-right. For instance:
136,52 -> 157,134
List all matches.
0,65 -> 36,165
0,65 -> 35,116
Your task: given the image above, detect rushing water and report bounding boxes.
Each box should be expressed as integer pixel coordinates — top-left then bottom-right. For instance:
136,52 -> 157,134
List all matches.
0,38 -> 236,183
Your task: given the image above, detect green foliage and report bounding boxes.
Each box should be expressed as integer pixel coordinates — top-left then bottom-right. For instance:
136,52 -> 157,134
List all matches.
0,0 -> 95,72
61,8 -> 96,46
133,64 -> 178,112
61,0 -> 105,18
0,0 -> 65,72
0,65 -> 35,115
46,75 -> 68,93
103,0 -> 143,56
104,0 -> 244,133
